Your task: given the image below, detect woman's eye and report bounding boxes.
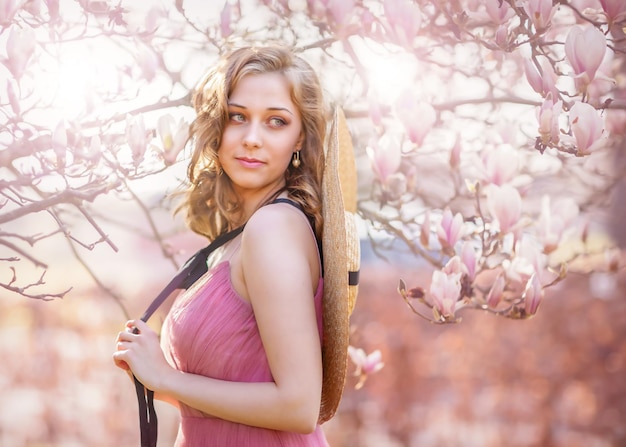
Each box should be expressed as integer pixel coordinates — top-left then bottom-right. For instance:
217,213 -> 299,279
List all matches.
269,117 -> 287,127
229,113 -> 245,122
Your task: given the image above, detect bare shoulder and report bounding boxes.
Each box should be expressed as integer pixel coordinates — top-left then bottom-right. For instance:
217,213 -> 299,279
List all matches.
244,202 -> 313,248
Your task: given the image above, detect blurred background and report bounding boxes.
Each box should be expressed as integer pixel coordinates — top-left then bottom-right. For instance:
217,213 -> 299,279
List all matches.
1,241 -> 625,446
2,0 -> 626,446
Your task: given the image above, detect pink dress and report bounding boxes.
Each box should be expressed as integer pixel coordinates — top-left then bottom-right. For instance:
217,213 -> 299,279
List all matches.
161,259 -> 329,447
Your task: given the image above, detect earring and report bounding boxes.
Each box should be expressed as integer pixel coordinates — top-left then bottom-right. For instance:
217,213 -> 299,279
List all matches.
292,150 -> 301,168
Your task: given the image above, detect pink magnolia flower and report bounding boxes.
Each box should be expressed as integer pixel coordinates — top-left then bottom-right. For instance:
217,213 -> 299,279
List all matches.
394,94 -> 436,146
523,273 -> 542,316
600,0 -> 626,27
522,0 -> 555,30
52,120 -> 67,170
347,346 -> 384,390
437,208 -> 464,248
220,2 -> 232,38
1,0 -> 22,24
430,270 -> 462,319
516,235 -> 546,280
538,196 -> 579,254
7,79 -> 19,115
4,25 -> 36,79
487,184 -> 522,234
486,272 -> 505,308
137,44 -> 159,82
495,25 -> 509,49
460,241 -> 477,280
443,256 -> 466,276
366,135 -> 402,184
157,114 -> 189,165
503,255 -> 535,289
565,25 -> 606,93
86,135 -> 103,163
523,57 -> 559,99
383,0 -> 422,46
481,144 -> 519,186
569,101 -> 605,155
485,0 -> 514,24
537,95 -> 562,145
327,0 -> 355,26
125,114 -> 149,166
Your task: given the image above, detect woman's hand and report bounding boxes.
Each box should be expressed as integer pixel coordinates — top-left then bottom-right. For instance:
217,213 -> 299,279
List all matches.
113,319 -> 174,391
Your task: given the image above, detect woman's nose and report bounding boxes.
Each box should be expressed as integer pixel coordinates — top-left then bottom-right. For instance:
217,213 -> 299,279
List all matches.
242,122 -> 262,149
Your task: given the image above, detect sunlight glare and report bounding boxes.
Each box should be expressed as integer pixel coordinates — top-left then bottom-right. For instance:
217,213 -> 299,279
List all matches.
359,43 -> 418,105
52,46 -> 120,120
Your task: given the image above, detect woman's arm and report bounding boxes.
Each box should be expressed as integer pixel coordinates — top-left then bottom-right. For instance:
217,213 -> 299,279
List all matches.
115,205 -> 322,433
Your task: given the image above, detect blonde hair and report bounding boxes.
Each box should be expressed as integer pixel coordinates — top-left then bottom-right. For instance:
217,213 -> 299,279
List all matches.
179,46 -> 326,241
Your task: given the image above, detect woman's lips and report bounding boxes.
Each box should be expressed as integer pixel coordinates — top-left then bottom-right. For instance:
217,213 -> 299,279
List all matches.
236,157 -> 264,168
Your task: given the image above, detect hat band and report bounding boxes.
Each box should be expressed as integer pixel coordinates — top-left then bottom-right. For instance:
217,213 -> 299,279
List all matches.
348,270 -> 359,286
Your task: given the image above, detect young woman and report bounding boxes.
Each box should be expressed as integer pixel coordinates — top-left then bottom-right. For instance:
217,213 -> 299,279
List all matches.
114,46 -> 342,446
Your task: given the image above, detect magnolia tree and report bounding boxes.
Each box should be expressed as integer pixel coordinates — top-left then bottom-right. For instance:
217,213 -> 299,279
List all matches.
2,0 -> 626,344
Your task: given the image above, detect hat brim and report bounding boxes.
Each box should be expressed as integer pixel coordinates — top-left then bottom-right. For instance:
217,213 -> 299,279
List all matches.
319,107 -> 359,423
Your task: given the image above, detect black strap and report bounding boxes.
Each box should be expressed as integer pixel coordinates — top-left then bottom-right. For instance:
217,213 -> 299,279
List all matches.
132,224 -> 244,447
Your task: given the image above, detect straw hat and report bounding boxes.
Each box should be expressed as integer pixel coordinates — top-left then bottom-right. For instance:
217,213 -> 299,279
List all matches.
319,107 -> 360,423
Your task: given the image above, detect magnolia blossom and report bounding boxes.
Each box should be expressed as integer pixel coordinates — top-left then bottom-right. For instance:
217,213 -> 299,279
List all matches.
522,0 -> 555,30
485,0 -> 514,24
538,196 -> 580,253
487,184 -> 522,234
537,95 -> 562,146
52,120 -> 67,170
486,272 -> 505,308
157,114 -> 189,165
384,172 -> 407,200
437,208 -> 464,248
7,79 -> 19,115
569,101 -> 605,155
86,135 -> 103,163
442,256 -> 465,276
136,44 -> 159,82
4,25 -> 36,79
220,2 -> 232,37
366,134 -> 402,184
523,273 -> 542,316
394,94 -> 436,146
524,57 -> 559,100
600,0 -> 626,27
495,25 -> 509,49
430,270 -> 462,319
383,0 -> 422,46
347,346 -> 384,390
481,144 -> 519,186
565,26 -> 607,93
460,241 -> 477,280
516,235 -> 547,279
327,0 -> 355,26
0,0 -> 22,24
503,255 -> 536,288
125,114 -> 149,166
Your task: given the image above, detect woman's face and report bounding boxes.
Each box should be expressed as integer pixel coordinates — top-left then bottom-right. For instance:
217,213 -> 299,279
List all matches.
218,72 -> 303,204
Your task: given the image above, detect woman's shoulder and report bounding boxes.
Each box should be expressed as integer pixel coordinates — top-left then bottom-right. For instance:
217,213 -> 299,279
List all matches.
246,200 -> 310,234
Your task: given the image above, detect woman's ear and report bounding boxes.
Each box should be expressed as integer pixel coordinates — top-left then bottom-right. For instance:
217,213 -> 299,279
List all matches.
296,133 -> 304,151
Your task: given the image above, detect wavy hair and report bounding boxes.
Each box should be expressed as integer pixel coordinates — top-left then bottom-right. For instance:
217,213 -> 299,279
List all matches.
178,46 -> 326,241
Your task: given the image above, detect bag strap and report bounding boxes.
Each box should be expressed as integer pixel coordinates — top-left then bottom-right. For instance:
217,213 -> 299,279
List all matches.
133,223 -> 244,447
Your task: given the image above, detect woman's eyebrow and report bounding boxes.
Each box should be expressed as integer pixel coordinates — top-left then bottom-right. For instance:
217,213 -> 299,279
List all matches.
227,102 -> 294,116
